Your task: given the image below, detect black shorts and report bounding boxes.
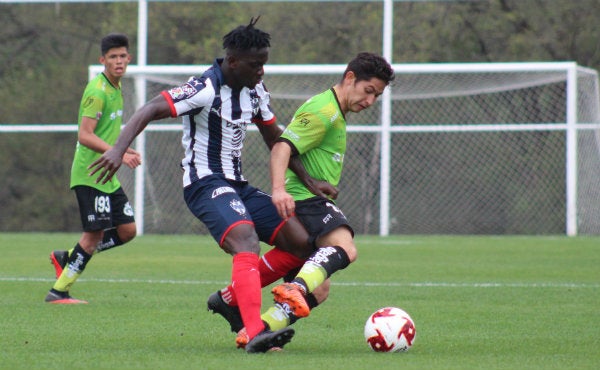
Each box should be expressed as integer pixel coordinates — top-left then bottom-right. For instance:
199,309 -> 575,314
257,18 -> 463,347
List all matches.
294,196 -> 354,247
73,186 -> 135,232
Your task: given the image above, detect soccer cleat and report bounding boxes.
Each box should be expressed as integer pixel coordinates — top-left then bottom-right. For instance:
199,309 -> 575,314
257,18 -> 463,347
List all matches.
235,328 -> 249,349
207,291 -> 244,333
239,327 -> 295,353
49,250 -> 68,279
44,290 -> 88,304
271,283 -> 310,318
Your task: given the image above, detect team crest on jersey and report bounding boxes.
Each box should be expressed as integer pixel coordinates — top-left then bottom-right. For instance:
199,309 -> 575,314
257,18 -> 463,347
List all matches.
212,186 -> 235,198
230,199 -> 247,216
83,96 -> 95,109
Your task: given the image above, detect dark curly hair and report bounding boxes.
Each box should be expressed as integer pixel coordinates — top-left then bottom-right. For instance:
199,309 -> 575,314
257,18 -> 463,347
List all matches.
222,17 -> 271,52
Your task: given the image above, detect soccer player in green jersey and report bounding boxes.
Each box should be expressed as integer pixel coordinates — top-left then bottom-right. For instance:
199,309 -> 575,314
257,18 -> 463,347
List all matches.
45,33 -> 141,304
261,52 -> 395,331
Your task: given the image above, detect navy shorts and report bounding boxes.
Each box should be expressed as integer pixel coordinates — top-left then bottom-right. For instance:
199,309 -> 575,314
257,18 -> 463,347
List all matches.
294,196 -> 354,247
74,186 -> 135,232
183,175 -> 285,246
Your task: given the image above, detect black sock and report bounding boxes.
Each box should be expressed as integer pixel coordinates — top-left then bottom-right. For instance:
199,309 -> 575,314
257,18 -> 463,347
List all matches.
68,243 -> 92,274
96,228 -> 124,253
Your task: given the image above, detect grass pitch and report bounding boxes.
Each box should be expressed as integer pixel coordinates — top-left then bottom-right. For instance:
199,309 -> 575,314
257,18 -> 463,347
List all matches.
0,233 -> 598,369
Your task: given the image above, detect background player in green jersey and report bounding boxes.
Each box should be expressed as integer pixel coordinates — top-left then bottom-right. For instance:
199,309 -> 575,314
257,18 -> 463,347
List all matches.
260,52 -> 395,331
45,33 -> 141,304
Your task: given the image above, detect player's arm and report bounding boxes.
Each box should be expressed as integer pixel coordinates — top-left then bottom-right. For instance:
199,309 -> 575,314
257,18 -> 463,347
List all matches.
79,117 -> 141,170
89,94 -> 171,183
257,122 -> 338,199
270,140 -> 295,219
78,116 -> 112,153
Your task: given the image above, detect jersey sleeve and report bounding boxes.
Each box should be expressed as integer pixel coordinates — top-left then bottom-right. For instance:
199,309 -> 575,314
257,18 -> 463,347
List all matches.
161,76 -> 214,118
280,109 -> 327,155
252,81 -> 276,125
80,92 -> 105,121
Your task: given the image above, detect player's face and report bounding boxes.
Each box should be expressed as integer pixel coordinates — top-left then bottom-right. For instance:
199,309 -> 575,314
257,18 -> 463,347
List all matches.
100,46 -> 131,82
346,77 -> 387,113
230,47 -> 269,89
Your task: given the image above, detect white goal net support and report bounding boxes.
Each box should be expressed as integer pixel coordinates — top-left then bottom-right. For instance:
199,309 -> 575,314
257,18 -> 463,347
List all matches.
86,62 -> 600,236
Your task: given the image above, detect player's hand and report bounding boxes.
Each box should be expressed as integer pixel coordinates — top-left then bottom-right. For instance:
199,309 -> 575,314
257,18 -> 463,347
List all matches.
122,148 -> 142,169
88,148 -> 124,184
305,178 -> 339,200
272,187 -> 295,220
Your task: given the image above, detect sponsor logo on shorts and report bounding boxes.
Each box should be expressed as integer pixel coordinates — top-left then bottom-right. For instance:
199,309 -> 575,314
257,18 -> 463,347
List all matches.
123,202 -> 134,217
326,202 -> 344,215
212,186 -> 235,198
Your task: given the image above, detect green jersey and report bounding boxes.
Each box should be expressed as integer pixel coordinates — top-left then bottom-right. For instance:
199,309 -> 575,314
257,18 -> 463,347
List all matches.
280,88 -> 347,201
70,73 -> 124,192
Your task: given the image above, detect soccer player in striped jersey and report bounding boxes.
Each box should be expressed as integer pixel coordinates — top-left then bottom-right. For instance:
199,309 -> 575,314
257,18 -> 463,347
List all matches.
88,18 -> 335,353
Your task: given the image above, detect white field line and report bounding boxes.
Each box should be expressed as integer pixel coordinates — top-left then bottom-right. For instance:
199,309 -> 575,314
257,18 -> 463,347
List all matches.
0,276 -> 598,288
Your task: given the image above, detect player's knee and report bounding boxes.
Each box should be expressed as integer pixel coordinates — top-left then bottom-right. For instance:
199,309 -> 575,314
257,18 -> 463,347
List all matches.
345,244 -> 358,263
117,223 -> 137,243
222,224 -> 261,255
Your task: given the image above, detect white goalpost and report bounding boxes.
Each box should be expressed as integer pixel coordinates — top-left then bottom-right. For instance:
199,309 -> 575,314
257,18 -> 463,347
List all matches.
82,62 -> 600,236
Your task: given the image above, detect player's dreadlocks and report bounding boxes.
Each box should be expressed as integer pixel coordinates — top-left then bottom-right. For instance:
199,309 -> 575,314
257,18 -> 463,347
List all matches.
222,16 -> 271,51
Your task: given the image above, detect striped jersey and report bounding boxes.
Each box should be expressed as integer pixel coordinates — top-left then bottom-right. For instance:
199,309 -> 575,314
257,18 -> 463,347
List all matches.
161,58 -> 276,187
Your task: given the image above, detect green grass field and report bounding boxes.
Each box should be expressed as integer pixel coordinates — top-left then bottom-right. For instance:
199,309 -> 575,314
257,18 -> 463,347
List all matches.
1,233 -> 598,369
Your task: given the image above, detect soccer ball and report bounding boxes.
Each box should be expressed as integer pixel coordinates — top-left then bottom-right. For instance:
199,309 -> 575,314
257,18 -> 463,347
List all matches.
364,307 -> 416,352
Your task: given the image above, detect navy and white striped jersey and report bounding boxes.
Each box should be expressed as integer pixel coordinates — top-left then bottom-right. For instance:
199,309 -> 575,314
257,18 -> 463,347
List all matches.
161,58 -> 276,187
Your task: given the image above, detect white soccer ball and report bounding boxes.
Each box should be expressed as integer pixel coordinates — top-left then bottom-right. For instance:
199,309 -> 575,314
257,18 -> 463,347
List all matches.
364,307 -> 416,352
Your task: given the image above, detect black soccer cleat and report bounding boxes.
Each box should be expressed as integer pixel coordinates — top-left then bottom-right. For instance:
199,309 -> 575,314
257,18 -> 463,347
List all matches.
207,291 -> 244,333
244,327 -> 295,353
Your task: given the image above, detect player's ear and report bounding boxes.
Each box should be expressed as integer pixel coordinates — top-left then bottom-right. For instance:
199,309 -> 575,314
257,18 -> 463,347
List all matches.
345,70 -> 356,85
226,53 -> 239,68
99,55 -> 105,65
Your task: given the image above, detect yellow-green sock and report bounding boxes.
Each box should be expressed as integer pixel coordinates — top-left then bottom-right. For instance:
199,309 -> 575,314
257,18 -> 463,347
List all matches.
295,263 -> 328,293
261,304 -> 291,331
52,244 -> 91,292
293,246 -> 350,293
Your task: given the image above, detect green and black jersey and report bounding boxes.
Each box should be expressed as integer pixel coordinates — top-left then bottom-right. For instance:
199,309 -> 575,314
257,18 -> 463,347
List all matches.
279,88 -> 347,201
70,73 -> 124,193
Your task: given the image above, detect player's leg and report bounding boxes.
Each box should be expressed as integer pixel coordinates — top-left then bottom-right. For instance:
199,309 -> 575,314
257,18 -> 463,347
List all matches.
97,187 -> 136,252
50,188 -> 136,278
186,177 -> 291,352
45,186 -> 109,304
208,189 -> 314,331
271,197 -> 355,317
262,278 -> 331,331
